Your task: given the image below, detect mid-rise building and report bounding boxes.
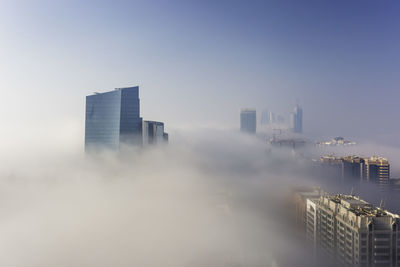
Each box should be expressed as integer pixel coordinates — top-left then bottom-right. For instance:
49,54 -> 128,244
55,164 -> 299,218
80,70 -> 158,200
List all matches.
306,194 -> 400,267
320,155 -> 363,183
363,157 -> 390,186
320,156 -> 389,186
240,108 -> 256,134
142,120 -> 168,145
290,105 -> 303,133
85,86 -> 142,150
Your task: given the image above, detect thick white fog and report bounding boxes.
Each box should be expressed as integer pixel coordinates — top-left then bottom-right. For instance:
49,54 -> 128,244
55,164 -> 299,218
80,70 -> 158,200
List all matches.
0,128 -> 319,267
1,126 -> 400,266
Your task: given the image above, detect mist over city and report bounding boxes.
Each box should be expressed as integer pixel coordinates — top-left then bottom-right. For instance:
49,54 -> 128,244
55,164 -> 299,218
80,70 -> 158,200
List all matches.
0,1 -> 400,266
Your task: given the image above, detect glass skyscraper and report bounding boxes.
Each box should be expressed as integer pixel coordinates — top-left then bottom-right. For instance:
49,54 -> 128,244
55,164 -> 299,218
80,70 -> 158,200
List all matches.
85,86 -> 142,151
290,105 -> 303,133
240,108 -> 256,134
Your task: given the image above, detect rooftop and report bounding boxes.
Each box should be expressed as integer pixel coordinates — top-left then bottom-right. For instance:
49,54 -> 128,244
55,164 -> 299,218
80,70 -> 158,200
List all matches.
325,194 -> 398,218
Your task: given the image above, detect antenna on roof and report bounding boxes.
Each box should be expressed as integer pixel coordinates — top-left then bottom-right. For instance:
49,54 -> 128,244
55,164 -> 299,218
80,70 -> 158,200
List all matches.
379,199 -> 384,209
350,187 -> 354,196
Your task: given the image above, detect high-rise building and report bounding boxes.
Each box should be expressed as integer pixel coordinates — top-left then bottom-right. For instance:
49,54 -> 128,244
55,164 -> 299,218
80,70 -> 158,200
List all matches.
320,156 -> 364,183
320,155 -> 390,186
362,156 -> 390,186
342,156 -> 364,182
240,109 -> 256,134
142,120 -> 168,145
85,86 -> 142,151
290,105 -> 303,133
306,194 -> 400,267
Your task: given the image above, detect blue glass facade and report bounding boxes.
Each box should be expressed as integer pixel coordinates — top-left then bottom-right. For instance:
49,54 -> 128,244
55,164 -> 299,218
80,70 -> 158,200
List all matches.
290,105 -> 303,133
240,109 -> 256,134
85,86 -> 142,151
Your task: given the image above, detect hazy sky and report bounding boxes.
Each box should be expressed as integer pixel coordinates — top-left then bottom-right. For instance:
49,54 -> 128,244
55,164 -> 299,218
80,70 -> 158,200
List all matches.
0,0 -> 399,146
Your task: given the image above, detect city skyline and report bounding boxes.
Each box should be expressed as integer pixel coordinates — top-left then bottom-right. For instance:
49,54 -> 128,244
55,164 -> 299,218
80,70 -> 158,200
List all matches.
0,1 -> 400,267
0,1 -> 399,148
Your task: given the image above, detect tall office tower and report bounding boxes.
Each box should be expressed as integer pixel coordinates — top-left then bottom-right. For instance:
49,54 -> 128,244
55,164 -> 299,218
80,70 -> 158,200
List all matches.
142,120 -> 168,145
362,156 -> 390,186
85,86 -> 142,151
240,109 -> 256,134
306,194 -> 400,267
290,105 -> 303,133
260,109 -> 270,124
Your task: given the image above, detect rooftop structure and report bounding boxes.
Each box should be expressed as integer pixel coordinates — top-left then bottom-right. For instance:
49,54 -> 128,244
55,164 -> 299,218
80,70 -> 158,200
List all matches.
317,137 -> 356,147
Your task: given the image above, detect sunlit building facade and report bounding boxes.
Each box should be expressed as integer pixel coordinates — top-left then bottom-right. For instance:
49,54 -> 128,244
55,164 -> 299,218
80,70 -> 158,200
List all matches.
85,86 -> 142,151
363,157 -> 390,186
306,194 -> 400,267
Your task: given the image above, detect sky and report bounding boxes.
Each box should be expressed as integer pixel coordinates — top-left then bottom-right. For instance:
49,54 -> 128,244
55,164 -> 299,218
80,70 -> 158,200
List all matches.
0,0 -> 399,148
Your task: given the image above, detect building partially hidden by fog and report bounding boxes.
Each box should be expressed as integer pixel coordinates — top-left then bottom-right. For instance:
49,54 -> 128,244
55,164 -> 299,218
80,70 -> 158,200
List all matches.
363,156 -> 390,186
290,104 -> 302,133
85,86 -> 168,151
320,156 -> 390,186
142,120 -> 168,145
306,193 -> 400,267
240,108 -> 256,134
85,86 -> 142,150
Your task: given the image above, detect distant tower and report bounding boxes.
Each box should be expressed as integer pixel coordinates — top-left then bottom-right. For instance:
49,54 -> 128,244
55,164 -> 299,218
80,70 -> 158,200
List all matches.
269,111 -> 276,124
290,105 -> 303,133
260,109 -> 270,125
240,109 -> 256,134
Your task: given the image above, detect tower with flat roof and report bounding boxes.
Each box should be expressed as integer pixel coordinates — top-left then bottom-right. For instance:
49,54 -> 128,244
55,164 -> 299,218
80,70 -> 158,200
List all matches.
240,108 -> 256,134
85,86 -> 142,151
362,156 -> 390,186
290,105 -> 303,133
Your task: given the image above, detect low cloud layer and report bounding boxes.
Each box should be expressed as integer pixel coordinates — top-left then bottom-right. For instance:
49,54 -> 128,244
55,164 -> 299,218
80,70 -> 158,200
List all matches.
0,127 -> 397,266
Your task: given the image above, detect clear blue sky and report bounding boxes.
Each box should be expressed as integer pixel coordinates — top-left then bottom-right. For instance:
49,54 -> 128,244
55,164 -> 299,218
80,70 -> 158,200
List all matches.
0,0 -> 399,145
